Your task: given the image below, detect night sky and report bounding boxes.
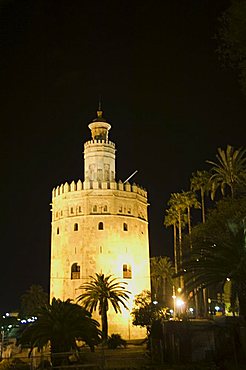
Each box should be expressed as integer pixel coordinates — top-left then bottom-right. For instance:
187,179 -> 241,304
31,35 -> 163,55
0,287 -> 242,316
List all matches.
1,0 -> 245,312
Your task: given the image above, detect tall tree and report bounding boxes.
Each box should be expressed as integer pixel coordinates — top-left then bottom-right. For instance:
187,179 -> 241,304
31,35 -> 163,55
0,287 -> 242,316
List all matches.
19,298 -> 100,365
181,191 -> 200,249
77,273 -> 130,341
207,145 -> 246,199
20,285 -> 49,318
181,197 -> 246,318
216,0 -> 246,95
150,256 -> 174,305
164,208 -> 178,273
190,170 -> 210,223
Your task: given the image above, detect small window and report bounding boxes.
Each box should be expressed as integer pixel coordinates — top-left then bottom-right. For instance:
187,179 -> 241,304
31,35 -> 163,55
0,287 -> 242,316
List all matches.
74,223 -> 78,231
128,208 -> 131,214
78,206 -> 82,213
57,227 -> 60,235
123,222 -> 128,231
119,206 -> 122,213
61,210 -> 63,216
123,264 -> 132,279
71,263 -> 80,279
56,212 -> 59,218
93,205 -> 97,212
98,222 -> 104,230
70,207 -> 74,214
104,205 -> 108,212
99,246 -> 103,254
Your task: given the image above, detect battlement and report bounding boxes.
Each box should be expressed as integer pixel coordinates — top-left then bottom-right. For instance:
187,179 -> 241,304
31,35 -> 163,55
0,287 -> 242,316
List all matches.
84,139 -> 115,149
52,180 -> 147,199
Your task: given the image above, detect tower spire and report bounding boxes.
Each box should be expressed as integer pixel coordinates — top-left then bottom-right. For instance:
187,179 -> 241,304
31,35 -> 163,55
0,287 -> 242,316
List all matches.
97,97 -> 103,119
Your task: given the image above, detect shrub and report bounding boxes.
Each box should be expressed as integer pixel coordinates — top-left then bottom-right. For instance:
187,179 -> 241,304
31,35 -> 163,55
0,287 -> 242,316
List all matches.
107,334 -> 126,349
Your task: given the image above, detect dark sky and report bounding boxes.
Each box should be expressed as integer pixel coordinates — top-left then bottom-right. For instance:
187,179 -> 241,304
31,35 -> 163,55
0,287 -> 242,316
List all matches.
1,0 -> 245,312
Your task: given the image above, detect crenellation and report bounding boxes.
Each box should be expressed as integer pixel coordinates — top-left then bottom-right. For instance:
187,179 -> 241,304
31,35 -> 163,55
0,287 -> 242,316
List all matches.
124,182 -> 131,192
64,182 -> 70,193
70,181 -> 76,192
77,180 -> 82,190
52,180 -> 147,199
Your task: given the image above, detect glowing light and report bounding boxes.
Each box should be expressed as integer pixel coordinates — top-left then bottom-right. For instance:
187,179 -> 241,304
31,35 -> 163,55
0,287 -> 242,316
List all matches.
226,277 -> 230,281
177,288 -> 182,293
153,300 -> 158,305
169,309 -> 174,314
189,307 -> 194,313
5,313 -> 9,317
215,306 -> 220,312
176,298 -> 184,307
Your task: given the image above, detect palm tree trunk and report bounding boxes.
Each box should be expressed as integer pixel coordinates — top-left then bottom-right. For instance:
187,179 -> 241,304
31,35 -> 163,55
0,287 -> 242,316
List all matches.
187,206 -> 192,250
101,305 -> 108,341
173,223 -> 177,274
201,189 -> 205,223
178,210 -> 184,289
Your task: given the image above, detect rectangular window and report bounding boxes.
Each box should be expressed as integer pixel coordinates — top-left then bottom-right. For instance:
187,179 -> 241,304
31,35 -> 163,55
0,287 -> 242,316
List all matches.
123,264 -> 132,279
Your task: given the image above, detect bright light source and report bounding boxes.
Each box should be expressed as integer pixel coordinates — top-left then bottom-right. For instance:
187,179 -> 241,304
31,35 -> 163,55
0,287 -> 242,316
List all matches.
189,307 -> 194,313
176,298 -> 184,307
226,277 -> 230,281
172,295 -> 176,299
5,313 -> 9,317
215,306 -> 220,312
153,300 -> 158,305
170,309 -> 174,314
177,288 -> 182,293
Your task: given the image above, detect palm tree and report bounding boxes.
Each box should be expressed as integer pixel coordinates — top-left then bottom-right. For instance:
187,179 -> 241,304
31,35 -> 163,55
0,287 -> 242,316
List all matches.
181,191 -> 200,249
206,145 -> 246,199
190,170 -> 210,223
150,256 -> 174,305
164,208 -> 178,274
77,273 -> 130,341
19,298 -> 100,365
20,285 -> 49,318
167,193 -> 187,273
182,198 -> 246,318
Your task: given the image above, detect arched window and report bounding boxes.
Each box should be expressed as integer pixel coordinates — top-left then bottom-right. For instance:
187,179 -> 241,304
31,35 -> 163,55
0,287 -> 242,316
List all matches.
74,223 -> 78,231
57,227 -> 60,235
123,264 -> 132,279
103,205 -> 108,212
123,222 -> 128,231
71,263 -> 80,279
98,222 -> 104,230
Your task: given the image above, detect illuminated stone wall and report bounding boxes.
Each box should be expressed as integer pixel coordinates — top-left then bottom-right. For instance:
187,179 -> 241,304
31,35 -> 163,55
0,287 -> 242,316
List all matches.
50,112 -> 151,339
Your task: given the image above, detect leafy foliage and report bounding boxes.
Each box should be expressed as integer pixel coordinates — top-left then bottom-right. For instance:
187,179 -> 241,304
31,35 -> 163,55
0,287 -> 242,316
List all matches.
150,256 -> 174,305
216,0 -> 246,94
131,290 -> 169,334
18,298 -> 100,365
20,285 -> 49,318
107,334 -> 126,349
206,145 -> 246,199
181,197 -> 246,317
77,273 -> 130,340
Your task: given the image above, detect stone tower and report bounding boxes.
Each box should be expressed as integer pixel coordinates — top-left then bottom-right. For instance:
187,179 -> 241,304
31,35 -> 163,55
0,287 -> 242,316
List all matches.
50,107 -> 151,339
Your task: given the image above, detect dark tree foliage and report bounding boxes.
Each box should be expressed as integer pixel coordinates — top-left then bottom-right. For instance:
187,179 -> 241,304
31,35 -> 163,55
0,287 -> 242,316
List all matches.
181,197 -> 246,317
131,290 -> 169,334
216,0 -> 246,94
20,285 -> 49,318
18,298 -> 101,366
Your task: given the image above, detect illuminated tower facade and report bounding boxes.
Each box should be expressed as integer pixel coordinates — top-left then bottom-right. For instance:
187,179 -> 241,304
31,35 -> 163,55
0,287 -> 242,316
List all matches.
50,108 -> 150,339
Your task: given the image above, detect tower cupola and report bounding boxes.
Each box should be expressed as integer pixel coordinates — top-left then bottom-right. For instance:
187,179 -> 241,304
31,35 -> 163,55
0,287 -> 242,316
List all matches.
84,107 -> 116,182
88,106 -> 111,141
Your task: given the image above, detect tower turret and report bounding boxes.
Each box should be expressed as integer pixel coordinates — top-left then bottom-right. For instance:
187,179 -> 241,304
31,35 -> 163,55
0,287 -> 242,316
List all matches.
84,107 -> 116,182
